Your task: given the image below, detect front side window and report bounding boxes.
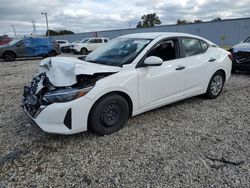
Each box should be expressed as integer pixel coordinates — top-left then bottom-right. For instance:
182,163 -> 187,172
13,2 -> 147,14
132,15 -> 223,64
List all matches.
85,38 -> 151,66
147,39 -> 178,61
8,38 -> 22,45
180,38 -> 209,57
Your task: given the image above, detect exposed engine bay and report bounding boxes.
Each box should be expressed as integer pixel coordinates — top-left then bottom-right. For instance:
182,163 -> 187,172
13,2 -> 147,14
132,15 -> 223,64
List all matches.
22,72 -> 114,118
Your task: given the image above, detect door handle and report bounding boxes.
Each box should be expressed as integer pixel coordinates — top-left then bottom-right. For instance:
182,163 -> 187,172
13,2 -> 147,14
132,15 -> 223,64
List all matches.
175,65 -> 185,71
209,57 -> 216,62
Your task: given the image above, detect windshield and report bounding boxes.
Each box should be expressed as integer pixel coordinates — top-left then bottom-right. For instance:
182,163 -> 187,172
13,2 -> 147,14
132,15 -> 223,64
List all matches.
85,38 -> 151,66
8,38 -> 22,45
244,37 -> 250,43
81,39 -> 89,43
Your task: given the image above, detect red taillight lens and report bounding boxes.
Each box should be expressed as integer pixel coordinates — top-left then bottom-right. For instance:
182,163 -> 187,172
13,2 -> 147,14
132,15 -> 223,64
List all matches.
228,53 -> 233,61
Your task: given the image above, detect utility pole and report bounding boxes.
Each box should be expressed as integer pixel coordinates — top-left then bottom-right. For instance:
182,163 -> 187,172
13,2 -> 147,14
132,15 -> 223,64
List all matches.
32,20 -> 37,35
11,25 -> 17,38
41,12 -> 49,37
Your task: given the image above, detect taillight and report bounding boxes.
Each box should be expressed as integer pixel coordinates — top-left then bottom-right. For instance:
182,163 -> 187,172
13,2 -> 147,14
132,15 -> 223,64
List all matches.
228,53 -> 233,61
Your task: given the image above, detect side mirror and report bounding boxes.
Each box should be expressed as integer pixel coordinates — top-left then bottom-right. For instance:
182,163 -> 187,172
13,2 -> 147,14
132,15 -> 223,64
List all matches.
144,56 -> 163,66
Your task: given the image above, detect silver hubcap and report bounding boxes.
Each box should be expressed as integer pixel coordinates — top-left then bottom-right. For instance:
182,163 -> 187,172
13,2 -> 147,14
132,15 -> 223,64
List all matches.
211,75 -> 223,96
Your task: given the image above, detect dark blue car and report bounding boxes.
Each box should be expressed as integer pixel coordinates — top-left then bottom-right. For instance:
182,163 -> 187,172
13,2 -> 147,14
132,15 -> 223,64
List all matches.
0,37 -> 60,62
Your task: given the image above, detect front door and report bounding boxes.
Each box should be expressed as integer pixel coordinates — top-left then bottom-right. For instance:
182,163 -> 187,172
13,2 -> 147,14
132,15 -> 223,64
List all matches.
137,38 -> 186,109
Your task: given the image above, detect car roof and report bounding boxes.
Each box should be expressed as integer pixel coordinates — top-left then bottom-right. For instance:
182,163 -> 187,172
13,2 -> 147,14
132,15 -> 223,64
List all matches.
118,32 -> 202,39
118,32 -> 215,45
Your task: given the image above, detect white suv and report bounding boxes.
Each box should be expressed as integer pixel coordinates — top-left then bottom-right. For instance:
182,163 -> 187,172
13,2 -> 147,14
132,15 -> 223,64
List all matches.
72,37 -> 109,54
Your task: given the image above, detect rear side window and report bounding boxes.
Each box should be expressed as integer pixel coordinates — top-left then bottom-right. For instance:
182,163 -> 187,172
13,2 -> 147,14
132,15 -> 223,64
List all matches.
180,38 -> 208,57
200,40 -> 208,53
89,39 -> 103,43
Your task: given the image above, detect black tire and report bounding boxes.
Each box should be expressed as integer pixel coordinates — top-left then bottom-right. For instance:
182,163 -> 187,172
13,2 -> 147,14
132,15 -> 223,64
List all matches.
205,71 -> 225,99
3,51 -> 16,62
80,48 -> 88,55
88,94 -> 129,136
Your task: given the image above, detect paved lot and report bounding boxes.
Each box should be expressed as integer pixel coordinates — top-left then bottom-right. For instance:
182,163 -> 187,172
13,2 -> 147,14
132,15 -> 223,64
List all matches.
0,54 -> 250,187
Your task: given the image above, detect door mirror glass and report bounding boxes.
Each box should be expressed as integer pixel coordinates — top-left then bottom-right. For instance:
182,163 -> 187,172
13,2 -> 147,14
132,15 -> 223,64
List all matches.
144,56 -> 163,66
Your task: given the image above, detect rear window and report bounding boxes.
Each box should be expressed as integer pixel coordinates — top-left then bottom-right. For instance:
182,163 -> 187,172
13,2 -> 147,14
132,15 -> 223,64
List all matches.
200,40 -> 209,53
180,38 -> 208,57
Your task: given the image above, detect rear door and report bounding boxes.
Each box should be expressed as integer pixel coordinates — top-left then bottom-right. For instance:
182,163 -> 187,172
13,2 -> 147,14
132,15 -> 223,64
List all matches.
178,37 -> 214,95
15,39 -> 30,57
88,38 -> 103,51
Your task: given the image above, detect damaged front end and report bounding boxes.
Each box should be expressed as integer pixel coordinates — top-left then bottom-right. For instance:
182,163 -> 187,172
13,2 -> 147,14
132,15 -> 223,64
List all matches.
22,57 -> 121,119
22,72 -> 112,118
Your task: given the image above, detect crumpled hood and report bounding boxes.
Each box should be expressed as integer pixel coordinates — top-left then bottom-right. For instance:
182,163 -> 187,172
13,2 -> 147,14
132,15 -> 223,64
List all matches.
39,57 -> 121,87
233,43 -> 250,52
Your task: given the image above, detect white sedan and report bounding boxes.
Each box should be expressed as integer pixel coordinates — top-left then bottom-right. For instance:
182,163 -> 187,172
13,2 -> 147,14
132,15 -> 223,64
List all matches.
22,32 -> 232,135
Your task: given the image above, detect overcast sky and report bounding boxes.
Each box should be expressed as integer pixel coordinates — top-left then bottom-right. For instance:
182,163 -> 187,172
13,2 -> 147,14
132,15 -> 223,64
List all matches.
1,0 -> 250,37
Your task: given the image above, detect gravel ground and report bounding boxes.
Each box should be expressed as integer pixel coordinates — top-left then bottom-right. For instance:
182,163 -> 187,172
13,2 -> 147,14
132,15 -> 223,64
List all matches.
0,54 -> 250,187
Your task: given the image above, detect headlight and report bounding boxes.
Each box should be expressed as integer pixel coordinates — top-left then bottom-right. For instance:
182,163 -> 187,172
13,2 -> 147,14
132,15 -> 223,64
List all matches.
43,86 -> 93,103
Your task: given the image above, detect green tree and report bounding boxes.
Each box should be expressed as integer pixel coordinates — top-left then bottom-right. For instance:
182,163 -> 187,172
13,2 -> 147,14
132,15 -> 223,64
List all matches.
194,19 -> 203,23
46,29 -> 74,36
176,19 -> 190,25
211,17 -> 222,22
136,13 -> 161,28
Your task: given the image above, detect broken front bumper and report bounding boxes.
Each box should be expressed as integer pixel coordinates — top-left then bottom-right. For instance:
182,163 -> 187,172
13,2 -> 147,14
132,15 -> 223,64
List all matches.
22,74 -> 95,135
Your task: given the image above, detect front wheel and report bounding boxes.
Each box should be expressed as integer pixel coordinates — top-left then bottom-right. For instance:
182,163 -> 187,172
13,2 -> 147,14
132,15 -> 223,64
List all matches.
88,94 -> 129,136
80,48 -> 88,55
3,51 -> 16,62
205,71 -> 225,99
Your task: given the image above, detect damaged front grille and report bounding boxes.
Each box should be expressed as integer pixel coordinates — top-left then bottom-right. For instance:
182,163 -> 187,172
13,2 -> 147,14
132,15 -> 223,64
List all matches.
22,73 -> 54,118
22,71 -> 114,118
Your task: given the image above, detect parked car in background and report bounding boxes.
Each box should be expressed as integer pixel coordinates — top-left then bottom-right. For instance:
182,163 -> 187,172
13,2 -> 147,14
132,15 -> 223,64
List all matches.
71,37 -> 109,54
229,36 -> 250,72
0,37 -> 60,62
69,41 -> 81,51
56,40 -> 70,53
0,35 -> 12,45
22,32 -> 232,135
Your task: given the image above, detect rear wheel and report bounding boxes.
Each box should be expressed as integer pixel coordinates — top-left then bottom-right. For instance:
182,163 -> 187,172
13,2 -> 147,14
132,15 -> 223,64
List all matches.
88,94 -> 129,136
3,51 -> 16,62
205,71 -> 225,99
